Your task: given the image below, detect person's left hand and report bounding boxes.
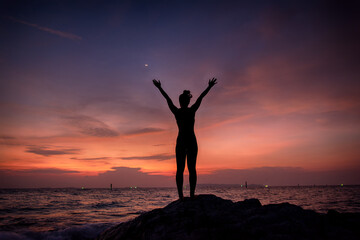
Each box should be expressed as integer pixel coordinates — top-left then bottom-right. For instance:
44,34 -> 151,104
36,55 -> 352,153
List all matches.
208,78 -> 217,87
153,79 -> 161,88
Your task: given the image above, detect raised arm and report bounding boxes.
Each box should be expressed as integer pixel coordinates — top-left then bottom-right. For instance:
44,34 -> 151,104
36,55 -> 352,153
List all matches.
191,78 -> 217,111
153,79 -> 178,114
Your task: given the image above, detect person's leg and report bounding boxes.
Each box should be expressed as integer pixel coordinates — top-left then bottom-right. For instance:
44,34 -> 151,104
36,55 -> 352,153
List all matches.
176,144 -> 186,200
187,142 -> 198,198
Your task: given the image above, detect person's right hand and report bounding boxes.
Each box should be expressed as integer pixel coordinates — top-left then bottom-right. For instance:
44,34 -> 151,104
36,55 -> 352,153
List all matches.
208,78 -> 217,87
153,79 -> 161,88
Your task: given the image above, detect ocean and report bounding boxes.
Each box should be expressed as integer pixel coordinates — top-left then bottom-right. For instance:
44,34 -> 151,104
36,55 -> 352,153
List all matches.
0,185 -> 359,240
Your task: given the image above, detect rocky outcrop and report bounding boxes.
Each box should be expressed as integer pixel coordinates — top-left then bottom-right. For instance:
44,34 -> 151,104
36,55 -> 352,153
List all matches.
97,194 -> 360,240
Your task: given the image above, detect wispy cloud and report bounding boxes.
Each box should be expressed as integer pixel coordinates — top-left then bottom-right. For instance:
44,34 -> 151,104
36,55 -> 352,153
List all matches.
26,146 -> 80,157
121,153 -> 175,161
82,127 -> 118,137
0,135 -> 15,140
62,114 -> 119,137
71,157 -> 110,161
124,127 -> 164,136
0,135 -> 24,146
70,157 -> 110,165
5,16 -> 82,40
21,168 -> 80,174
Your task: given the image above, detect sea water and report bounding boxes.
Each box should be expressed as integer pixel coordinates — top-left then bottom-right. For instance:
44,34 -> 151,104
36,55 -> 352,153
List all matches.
0,185 -> 359,240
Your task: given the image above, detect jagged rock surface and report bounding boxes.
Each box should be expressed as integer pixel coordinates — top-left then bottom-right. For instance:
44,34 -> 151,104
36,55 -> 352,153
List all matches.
97,194 -> 360,240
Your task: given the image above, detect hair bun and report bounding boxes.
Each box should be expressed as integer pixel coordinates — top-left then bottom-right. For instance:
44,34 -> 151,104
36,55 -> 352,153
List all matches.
183,90 -> 192,98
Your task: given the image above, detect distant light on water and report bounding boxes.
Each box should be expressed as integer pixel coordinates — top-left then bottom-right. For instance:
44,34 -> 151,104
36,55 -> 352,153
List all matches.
81,187 -> 84,190
265,185 -> 269,188
341,184 -> 344,187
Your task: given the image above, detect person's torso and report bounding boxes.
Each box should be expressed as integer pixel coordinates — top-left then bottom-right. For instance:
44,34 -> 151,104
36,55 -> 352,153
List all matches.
174,107 -> 195,136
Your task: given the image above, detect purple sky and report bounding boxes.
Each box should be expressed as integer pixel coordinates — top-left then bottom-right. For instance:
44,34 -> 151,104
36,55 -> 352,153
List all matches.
0,0 -> 360,187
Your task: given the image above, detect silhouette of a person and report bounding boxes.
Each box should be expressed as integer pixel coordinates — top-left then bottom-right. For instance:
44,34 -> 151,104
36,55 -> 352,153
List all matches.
153,78 -> 217,199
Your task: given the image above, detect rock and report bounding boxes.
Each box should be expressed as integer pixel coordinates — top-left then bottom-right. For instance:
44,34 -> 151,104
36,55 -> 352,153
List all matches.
97,194 -> 360,240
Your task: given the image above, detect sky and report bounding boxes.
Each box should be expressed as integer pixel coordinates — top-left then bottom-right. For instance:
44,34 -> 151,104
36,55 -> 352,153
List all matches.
0,0 -> 360,188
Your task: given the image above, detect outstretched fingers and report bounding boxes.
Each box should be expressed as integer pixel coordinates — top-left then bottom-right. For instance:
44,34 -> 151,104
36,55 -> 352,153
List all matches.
208,78 -> 217,87
153,79 -> 161,88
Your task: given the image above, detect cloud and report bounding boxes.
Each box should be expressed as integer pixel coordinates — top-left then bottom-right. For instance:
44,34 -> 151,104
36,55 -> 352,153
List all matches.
314,111 -> 360,128
120,153 -> 175,161
82,127 -> 118,137
0,135 -> 15,140
5,16 -> 82,40
21,168 -> 80,174
0,135 -> 24,146
70,157 -> 111,164
1,166 -> 359,188
0,168 -> 80,175
0,166 -> 173,188
124,127 -> 165,136
71,157 -> 111,161
210,2 -> 360,118
62,114 -> 119,137
90,167 -> 173,187
26,146 -> 80,156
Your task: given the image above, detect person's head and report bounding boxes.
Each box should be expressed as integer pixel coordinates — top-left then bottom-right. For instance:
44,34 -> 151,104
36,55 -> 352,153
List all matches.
179,90 -> 192,108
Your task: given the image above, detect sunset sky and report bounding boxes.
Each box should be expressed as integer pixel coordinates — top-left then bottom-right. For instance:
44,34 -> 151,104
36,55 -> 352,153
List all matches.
1,0 -> 360,187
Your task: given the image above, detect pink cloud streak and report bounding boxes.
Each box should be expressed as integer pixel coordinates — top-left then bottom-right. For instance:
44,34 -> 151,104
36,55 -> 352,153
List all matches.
6,16 -> 82,40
